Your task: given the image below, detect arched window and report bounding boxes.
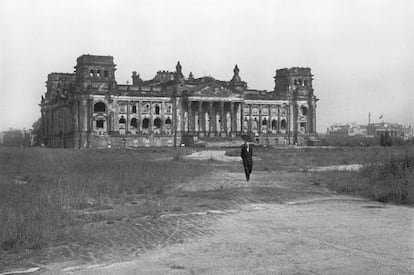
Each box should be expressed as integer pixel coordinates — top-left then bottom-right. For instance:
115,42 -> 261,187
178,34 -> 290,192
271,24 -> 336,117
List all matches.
271,120 -> 277,129
97,70 -> 101,77
119,116 -> 126,124
165,117 -> 172,125
142,118 -> 149,129
154,118 -> 161,128
89,69 -> 94,77
130,118 -> 138,128
94,102 -> 106,112
155,105 -> 160,115
300,106 -> 308,116
281,119 -> 287,129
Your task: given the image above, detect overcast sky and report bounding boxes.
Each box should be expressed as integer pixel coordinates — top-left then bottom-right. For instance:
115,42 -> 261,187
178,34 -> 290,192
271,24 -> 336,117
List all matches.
0,0 -> 413,133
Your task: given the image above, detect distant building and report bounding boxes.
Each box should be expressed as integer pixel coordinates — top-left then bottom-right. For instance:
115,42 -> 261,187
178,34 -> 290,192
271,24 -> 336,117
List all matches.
40,54 -> 319,148
1,128 -> 34,147
327,122 -> 366,137
327,122 -> 413,140
366,122 -> 413,140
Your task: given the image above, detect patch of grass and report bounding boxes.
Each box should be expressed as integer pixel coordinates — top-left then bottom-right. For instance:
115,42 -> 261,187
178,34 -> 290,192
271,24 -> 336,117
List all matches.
321,147 -> 414,204
226,145 -> 412,170
0,148 -> 210,252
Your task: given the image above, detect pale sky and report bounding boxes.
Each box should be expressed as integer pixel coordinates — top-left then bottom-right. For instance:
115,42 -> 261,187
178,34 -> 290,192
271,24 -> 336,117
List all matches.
0,0 -> 413,133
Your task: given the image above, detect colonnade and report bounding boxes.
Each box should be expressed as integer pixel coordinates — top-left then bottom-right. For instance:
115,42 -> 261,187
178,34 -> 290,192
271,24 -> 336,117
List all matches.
182,100 -> 242,137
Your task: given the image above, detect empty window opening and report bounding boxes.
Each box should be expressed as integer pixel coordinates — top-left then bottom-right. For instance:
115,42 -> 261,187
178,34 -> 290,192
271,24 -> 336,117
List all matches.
94,102 -> 106,112
155,105 -> 160,115
300,106 -> 308,116
262,118 -> 267,126
300,122 -> 306,132
104,70 -> 109,77
165,117 -> 172,125
130,118 -> 138,128
271,120 -> 277,129
89,70 -> 94,77
97,70 -> 101,77
96,120 -> 104,129
142,118 -> 149,129
154,118 -> 161,128
281,119 -> 287,129
119,116 -> 126,124
132,105 -> 137,113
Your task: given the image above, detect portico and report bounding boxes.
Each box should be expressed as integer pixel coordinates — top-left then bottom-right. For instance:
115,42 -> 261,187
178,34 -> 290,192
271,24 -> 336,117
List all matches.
182,98 -> 243,137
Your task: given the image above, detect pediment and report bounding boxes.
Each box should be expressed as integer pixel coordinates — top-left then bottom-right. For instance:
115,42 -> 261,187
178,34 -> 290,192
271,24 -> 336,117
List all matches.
190,82 -> 241,98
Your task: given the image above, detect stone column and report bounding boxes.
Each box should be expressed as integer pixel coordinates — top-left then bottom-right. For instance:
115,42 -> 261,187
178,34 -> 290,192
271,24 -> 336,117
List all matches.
89,99 -> 93,134
187,101 -> 192,133
149,101 -> 152,134
248,104 -> 252,133
126,102 -> 130,134
209,101 -> 214,136
160,101 -> 164,133
258,105 -> 262,134
80,98 -> 89,148
138,101 -> 142,133
198,101 -> 203,136
277,105 -> 280,133
268,105 -> 271,133
220,101 -> 225,136
312,102 -> 317,133
230,102 -> 236,136
237,103 -> 241,132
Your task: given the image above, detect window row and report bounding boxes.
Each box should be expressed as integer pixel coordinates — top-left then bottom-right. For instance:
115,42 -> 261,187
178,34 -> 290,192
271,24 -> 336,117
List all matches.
89,69 -> 109,78
118,117 -> 172,129
93,102 -> 172,115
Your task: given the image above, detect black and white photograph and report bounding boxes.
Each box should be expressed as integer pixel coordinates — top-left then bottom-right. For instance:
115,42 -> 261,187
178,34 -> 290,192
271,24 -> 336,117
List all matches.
0,0 -> 413,274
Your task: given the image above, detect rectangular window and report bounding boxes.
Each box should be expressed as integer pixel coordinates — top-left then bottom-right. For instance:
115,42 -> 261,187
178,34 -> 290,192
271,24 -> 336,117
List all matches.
96,120 -> 104,128
119,105 -> 126,113
132,105 -> 137,113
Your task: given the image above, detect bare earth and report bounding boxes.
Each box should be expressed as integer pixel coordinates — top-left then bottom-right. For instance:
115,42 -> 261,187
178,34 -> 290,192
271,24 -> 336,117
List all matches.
57,198 -> 413,275
3,151 -> 413,274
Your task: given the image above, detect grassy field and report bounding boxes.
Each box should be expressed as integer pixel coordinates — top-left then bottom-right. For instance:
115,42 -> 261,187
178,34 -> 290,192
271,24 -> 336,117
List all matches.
0,145 -> 412,271
0,147 -> 208,252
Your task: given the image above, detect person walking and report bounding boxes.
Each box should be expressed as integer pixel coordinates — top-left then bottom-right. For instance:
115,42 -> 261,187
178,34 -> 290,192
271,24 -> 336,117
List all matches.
241,141 -> 253,181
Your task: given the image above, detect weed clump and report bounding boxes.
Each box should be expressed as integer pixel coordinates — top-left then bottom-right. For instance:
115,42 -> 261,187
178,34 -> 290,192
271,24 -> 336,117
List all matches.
324,148 -> 414,204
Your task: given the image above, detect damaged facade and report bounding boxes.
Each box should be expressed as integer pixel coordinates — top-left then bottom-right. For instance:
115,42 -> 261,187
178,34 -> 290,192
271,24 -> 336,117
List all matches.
40,55 -> 318,148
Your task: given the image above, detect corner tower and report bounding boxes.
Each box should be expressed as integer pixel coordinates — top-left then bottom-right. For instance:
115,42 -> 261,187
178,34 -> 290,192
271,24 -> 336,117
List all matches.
74,55 -> 117,94
273,67 -> 318,142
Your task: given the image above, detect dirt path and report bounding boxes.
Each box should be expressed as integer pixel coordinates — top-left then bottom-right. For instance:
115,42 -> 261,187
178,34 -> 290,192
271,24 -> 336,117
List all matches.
65,198 -> 413,275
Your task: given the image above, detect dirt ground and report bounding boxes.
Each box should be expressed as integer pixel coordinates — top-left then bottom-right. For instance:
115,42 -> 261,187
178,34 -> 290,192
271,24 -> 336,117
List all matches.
66,199 -> 413,275
2,151 -> 413,274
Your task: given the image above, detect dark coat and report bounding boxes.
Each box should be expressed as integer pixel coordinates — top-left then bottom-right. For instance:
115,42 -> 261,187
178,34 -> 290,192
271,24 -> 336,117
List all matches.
241,145 -> 253,166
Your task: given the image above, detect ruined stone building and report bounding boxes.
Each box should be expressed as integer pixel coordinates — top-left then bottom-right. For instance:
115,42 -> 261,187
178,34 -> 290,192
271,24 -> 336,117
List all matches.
40,55 -> 318,148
